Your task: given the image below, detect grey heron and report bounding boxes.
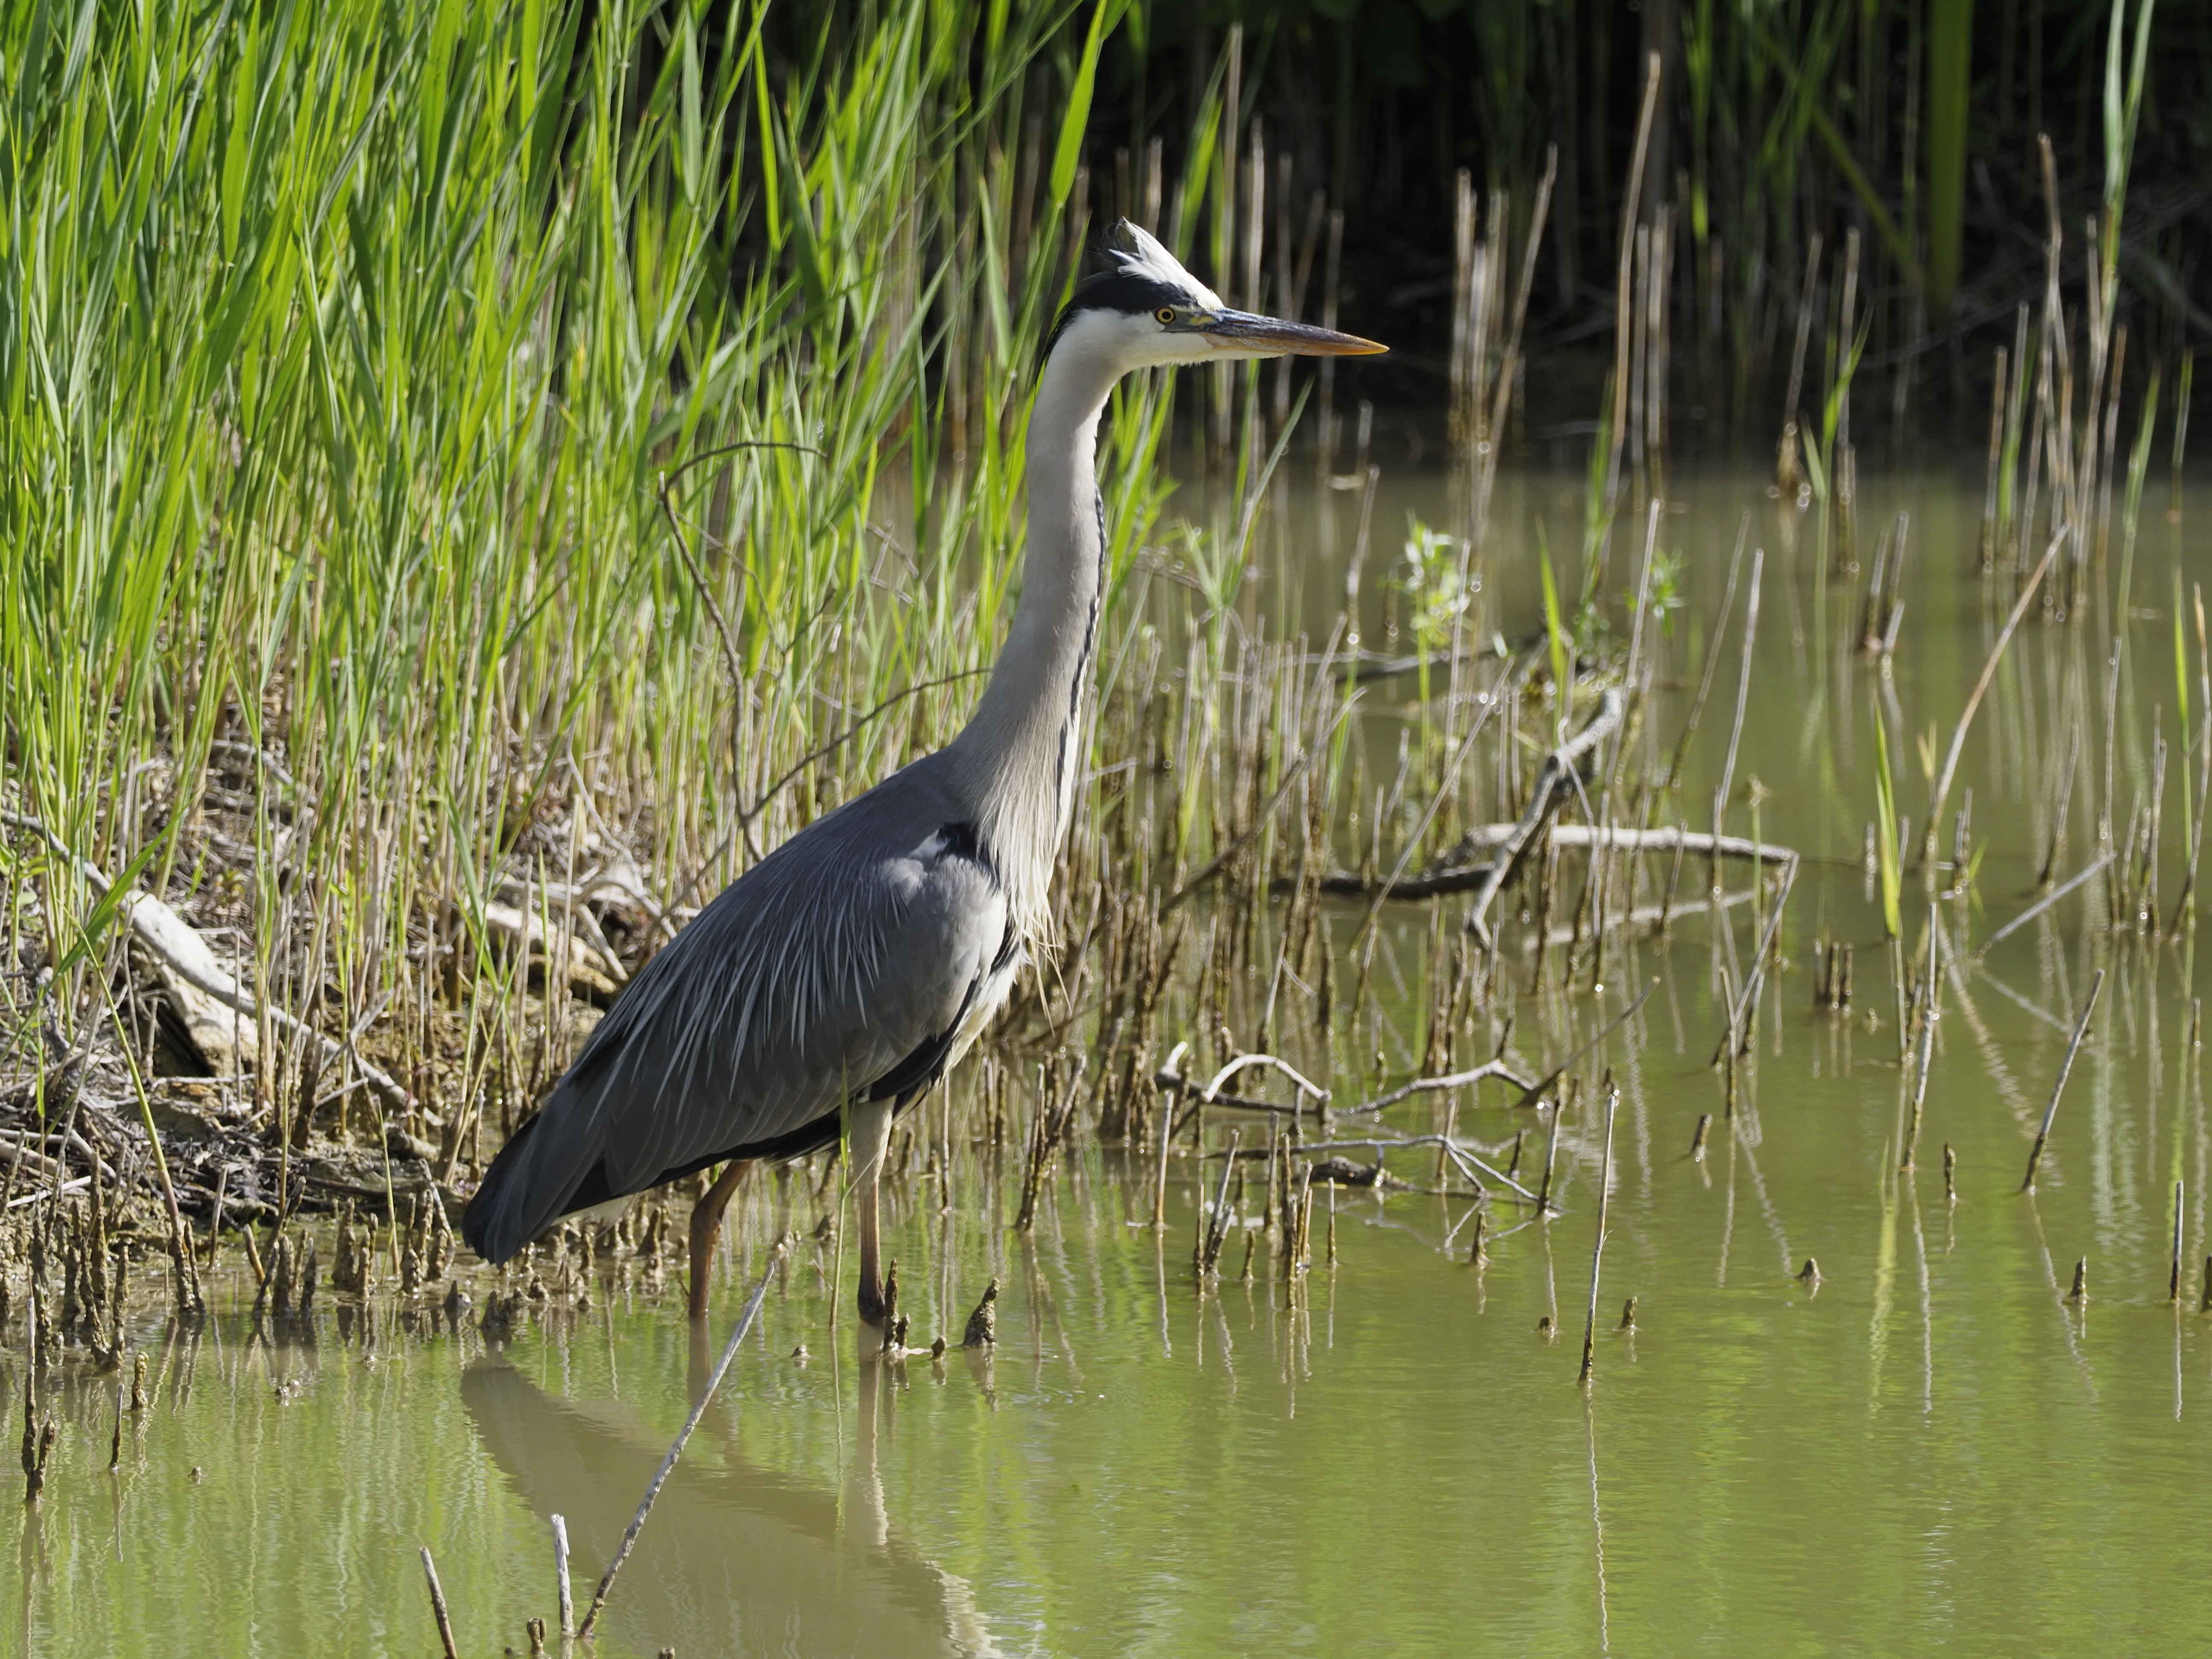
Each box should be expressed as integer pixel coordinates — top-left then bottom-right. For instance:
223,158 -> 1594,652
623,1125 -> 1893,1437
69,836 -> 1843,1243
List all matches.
460,219 -> 1384,1324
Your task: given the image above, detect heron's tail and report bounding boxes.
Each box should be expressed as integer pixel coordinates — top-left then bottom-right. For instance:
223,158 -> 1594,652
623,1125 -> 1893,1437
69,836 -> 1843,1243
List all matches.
462,1112 -> 564,1265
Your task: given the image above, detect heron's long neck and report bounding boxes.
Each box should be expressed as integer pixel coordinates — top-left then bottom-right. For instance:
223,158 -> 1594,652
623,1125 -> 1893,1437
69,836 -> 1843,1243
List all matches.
949,346 -> 1118,940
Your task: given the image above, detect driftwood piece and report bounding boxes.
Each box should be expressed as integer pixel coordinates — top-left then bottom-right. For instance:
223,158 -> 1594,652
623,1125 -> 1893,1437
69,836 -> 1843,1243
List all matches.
1152,1044 -> 1332,1130
472,869 -> 641,1001
1462,688 -> 1625,944
3,812 -> 412,1113
131,934 -> 259,1075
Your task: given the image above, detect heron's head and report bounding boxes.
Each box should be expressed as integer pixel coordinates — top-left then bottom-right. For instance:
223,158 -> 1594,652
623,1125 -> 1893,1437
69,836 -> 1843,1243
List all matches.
1045,219 -> 1385,375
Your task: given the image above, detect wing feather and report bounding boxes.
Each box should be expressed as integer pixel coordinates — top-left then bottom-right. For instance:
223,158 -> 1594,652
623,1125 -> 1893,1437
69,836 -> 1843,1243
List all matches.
462,755 -> 1003,1263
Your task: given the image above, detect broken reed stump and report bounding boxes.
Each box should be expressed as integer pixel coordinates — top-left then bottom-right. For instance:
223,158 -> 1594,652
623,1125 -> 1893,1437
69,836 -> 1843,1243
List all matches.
21,1375 -> 56,1503
552,1512 -> 574,1644
962,1279 -> 999,1348
2022,969 -> 2106,1193
1535,1102 -> 1563,1214
1196,1131 -> 1242,1276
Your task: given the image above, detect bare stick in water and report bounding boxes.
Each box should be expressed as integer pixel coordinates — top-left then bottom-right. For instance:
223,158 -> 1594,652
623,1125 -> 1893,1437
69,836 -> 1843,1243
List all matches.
1578,1089 -> 1620,1386
1508,978 -> 1659,1111
1973,852 -> 2113,958
1604,54 -> 1664,512
420,1547 -> 460,1659
2021,969 -> 2105,1193
1901,907 -> 1940,1171
577,1247 -> 784,1640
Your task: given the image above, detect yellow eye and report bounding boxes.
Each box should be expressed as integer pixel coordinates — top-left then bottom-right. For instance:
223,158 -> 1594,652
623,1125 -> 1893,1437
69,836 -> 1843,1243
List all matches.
1155,306 -> 1176,325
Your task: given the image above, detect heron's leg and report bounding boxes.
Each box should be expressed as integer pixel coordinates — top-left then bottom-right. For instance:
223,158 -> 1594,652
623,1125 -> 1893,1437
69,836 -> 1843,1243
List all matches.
686,1159 -> 752,1321
849,1097 -> 895,1323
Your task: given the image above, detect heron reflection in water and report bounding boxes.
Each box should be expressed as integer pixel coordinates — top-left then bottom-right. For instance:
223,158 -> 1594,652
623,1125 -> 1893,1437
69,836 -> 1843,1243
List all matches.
462,1339 -> 1000,1656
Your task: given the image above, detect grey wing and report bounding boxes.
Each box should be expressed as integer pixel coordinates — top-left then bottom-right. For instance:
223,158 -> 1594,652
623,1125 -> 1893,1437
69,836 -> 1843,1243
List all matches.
462,760 -> 1007,1263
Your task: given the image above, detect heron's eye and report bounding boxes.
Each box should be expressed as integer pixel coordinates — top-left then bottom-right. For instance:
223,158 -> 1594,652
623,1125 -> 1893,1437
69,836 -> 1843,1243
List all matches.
1155,306 -> 1176,325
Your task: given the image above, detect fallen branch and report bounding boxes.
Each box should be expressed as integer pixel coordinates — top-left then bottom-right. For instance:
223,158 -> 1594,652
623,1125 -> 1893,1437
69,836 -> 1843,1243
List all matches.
1277,1136 -> 1556,1209
1348,653 -> 1523,956
478,898 -> 623,1000
1343,1059 -> 1535,1115
6,1178 -> 89,1211
1194,1053 -> 1329,1105
1293,648 -> 1460,681
1154,1046 -> 1330,1138
1310,824 -> 1796,900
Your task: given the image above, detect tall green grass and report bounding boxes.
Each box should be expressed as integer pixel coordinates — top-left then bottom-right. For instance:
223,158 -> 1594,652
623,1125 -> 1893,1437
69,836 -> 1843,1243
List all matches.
0,0 -> 1204,1125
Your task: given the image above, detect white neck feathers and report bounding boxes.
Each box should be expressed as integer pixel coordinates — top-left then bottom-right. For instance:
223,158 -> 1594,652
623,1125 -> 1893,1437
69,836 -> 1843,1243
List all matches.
946,323 -> 1123,942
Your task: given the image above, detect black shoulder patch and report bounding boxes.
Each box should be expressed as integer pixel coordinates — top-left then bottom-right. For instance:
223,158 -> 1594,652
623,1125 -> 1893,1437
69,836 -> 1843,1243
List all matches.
936,819 -> 983,862
933,819 -> 997,885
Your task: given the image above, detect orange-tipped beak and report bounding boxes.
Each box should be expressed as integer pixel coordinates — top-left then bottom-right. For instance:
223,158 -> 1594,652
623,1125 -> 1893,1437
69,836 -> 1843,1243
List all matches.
1197,312 -> 1388,356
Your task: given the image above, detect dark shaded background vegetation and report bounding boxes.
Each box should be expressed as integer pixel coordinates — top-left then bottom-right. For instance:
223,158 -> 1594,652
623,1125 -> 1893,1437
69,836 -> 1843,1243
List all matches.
748,0 -> 2210,450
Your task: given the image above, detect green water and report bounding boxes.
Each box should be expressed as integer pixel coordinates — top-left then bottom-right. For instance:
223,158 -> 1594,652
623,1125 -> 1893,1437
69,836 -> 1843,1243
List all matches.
11,465 -> 2212,1656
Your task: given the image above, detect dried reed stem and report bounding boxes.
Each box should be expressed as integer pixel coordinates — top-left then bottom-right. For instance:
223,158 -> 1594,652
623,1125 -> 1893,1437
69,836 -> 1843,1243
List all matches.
2021,969 -> 2105,1193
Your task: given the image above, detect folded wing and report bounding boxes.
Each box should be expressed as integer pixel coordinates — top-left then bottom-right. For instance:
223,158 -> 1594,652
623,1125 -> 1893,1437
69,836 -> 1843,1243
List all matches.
462,757 -> 1004,1263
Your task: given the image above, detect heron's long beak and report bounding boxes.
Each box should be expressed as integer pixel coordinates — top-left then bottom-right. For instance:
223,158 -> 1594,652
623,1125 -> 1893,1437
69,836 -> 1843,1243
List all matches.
1198,311 -> 1387,356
